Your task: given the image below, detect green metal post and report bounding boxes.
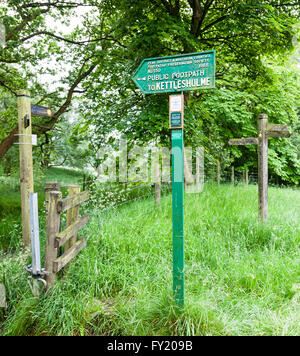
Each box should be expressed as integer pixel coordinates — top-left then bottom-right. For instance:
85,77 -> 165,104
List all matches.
171,129 -> 184,307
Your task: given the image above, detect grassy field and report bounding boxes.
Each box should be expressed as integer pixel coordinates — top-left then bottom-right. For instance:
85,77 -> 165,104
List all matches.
0,183 -> 299,336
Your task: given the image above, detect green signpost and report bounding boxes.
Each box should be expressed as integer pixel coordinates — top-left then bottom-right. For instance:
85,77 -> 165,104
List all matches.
133,51 -> 215,308
171,127 -> 184,306
133,51 -> 215,94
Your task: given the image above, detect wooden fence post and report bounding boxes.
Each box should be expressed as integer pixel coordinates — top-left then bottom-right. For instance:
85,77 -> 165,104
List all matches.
154,161 -> 161,207
216,160 -> 220,185
65,185 -> 81,249
45,190 -> 62,288
243,170 -> 249,185
231,166 -> 234,185
45,182 -> 60,214
258,114 -> 268,222
17,90 -> 33,247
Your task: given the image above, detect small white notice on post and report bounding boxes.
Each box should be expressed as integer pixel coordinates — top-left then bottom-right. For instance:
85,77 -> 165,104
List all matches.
170,95 -> 182,112
32,135 -> 37,146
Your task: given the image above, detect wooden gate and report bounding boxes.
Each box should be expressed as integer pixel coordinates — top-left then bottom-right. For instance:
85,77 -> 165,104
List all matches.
44,184 -> 89,288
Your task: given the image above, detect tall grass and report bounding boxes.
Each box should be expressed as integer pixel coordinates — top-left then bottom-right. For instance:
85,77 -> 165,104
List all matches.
0,184 -> 299,335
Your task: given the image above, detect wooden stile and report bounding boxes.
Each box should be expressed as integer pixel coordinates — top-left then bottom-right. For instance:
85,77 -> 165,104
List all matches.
44,184 -> 89,288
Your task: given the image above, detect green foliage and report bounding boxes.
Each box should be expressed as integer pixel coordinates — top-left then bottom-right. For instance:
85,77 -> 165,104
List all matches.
75,0 -> 300,183
0,0 -> 299,182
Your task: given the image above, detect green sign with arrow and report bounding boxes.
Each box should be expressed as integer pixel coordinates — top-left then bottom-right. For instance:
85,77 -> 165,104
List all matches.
132,51 -> 216,309
132,51 -> 215,94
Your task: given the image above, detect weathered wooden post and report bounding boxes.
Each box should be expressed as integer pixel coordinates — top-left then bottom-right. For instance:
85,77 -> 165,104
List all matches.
65,185 -> 81,249
231,166 -> 235,185
229,113 -> 291,222
154,161 -> 161,207
45,182 -> 60,213
258,114 -> 269,221
243,170 -> 249,185
45,190 -> 62,288
216,160 -> 221,185
17,90 -> 34,247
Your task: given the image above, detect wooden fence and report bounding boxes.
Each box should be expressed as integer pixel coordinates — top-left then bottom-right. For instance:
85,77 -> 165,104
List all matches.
44,183 -> 89,288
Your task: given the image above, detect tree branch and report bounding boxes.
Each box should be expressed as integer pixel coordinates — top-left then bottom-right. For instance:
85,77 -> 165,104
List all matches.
0,81 -> 17,96
19,31 -> 127,48
22,1 -> 94,9
52,61 -> 98,122
200,14 -> 230,34
19,31 -> 98,45
195,0 -> 215,36
5,9 -> 50,42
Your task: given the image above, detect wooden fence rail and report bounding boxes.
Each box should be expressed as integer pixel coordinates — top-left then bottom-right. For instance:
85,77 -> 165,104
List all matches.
45,184 -> 89,288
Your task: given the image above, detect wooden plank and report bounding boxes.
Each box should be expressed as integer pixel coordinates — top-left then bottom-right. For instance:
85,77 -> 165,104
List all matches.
267,123 -> 289,132
0,284 -> 6,308
229,138 -> 258,146
55,214 -> 89,248
65,186 -> 81,250
45,191 -> 62,288
57,191 -> 89,213
53,238 -> 87,273
266,123 -> 291,138
267,131 -> 291,138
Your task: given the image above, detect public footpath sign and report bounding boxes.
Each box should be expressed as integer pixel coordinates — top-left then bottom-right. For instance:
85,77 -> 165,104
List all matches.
132,51 -> 215,308
133,51 -> 215,94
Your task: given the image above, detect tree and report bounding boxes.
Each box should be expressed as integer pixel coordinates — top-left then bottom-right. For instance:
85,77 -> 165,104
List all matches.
75,0 -> 299,182
0,0 -> 116,160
